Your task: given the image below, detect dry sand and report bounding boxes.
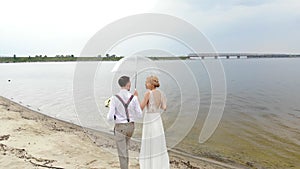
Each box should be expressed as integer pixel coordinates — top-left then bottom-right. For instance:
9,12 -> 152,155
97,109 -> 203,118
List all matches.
0,96 -> 237,169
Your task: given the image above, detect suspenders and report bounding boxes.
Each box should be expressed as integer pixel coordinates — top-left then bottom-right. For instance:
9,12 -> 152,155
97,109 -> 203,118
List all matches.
115,95 -> 134,122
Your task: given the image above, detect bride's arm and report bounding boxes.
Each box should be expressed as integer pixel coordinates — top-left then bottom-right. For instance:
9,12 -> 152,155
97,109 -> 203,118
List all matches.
140,91 -> 150,110
160,92 -> 167,111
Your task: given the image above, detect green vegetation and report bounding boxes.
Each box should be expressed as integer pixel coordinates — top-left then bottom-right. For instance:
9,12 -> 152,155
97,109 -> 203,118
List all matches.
0,54 -> 189,63
0,54 -> 123,63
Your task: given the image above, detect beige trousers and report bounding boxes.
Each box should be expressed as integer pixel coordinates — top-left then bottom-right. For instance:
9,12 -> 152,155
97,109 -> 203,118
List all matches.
114,122 -> 135,169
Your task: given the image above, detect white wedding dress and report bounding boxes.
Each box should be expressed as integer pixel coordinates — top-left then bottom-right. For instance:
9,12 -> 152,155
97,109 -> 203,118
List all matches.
139,90 -> 170,169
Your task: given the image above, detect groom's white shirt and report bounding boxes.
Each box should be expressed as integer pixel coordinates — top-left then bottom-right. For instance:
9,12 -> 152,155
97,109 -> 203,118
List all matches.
107,89 -> 143,123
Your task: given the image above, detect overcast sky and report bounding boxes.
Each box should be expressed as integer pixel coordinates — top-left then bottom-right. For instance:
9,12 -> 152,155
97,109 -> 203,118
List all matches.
0,0 -> 299,56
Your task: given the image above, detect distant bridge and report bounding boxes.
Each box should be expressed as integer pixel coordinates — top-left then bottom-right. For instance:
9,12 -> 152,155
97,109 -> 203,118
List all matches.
188,53 -> 300,59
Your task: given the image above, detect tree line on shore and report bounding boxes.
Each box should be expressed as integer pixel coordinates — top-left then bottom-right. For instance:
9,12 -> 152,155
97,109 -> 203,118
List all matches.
0,54 -> 123,63
0,54 -> 190,63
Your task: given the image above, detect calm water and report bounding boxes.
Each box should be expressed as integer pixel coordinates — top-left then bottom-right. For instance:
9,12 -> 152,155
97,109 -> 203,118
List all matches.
0,59 -> 299,168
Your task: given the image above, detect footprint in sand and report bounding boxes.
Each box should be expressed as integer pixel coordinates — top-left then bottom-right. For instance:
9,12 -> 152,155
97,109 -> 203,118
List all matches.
85,159 -> 97,165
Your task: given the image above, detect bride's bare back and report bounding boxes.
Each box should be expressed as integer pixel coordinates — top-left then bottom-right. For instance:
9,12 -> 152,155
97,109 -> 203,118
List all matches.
147,89 -> 167,112
139,75 -> 167,111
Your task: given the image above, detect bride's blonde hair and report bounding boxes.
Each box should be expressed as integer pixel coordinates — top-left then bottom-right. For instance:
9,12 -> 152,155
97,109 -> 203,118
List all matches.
146,75 -> 160,88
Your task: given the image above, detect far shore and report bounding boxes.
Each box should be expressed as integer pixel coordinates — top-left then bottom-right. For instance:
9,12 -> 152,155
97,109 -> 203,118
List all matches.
0,56 -> 189,63
1,53 -> 300,63
0,96 -> 236,169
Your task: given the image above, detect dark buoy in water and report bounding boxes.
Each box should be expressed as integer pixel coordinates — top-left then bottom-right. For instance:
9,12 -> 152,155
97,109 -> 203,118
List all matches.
8,79 -> 11,82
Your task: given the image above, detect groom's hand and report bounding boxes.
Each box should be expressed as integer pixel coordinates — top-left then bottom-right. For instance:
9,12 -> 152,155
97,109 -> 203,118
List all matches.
134,89 -> 138,97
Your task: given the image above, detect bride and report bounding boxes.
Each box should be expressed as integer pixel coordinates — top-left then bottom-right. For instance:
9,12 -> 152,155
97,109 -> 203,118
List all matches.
135,75 -> 170,169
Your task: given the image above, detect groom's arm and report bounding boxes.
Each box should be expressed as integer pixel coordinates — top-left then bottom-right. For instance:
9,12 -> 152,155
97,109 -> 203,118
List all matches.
133,96 -> 143,119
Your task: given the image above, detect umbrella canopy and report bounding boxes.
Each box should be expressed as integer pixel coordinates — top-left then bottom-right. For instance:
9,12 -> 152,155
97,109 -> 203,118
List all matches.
105,56 -> 159,108
111,56 -> 158,88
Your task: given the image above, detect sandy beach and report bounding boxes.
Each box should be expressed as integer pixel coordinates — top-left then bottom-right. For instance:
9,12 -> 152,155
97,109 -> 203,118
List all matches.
0,96 -> 237,169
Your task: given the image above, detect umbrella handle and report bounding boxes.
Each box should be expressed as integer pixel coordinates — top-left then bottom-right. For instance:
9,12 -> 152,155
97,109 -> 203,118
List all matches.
134,72 -> 137,89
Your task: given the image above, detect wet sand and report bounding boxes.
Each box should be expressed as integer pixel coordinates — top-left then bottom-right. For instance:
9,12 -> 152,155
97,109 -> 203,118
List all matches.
0,96 -> 235,169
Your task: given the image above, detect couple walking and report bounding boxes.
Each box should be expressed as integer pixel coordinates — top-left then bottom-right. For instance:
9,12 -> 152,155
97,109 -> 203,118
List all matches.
107,75 -> 169,169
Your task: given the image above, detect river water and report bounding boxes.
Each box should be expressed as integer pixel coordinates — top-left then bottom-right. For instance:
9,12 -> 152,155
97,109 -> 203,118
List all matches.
0,58 -> 299,168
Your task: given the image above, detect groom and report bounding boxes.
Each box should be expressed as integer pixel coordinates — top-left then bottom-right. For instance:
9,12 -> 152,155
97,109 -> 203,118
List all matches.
107,76 -> 143,169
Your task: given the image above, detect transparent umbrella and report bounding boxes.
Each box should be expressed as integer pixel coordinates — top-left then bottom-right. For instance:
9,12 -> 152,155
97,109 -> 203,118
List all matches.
111,56 -> 159,88
105,56 -> 158,107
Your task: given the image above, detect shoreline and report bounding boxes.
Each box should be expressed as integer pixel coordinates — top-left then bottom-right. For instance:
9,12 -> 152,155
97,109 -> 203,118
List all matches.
0,96 -> 238,169
1,55 -> 300,64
